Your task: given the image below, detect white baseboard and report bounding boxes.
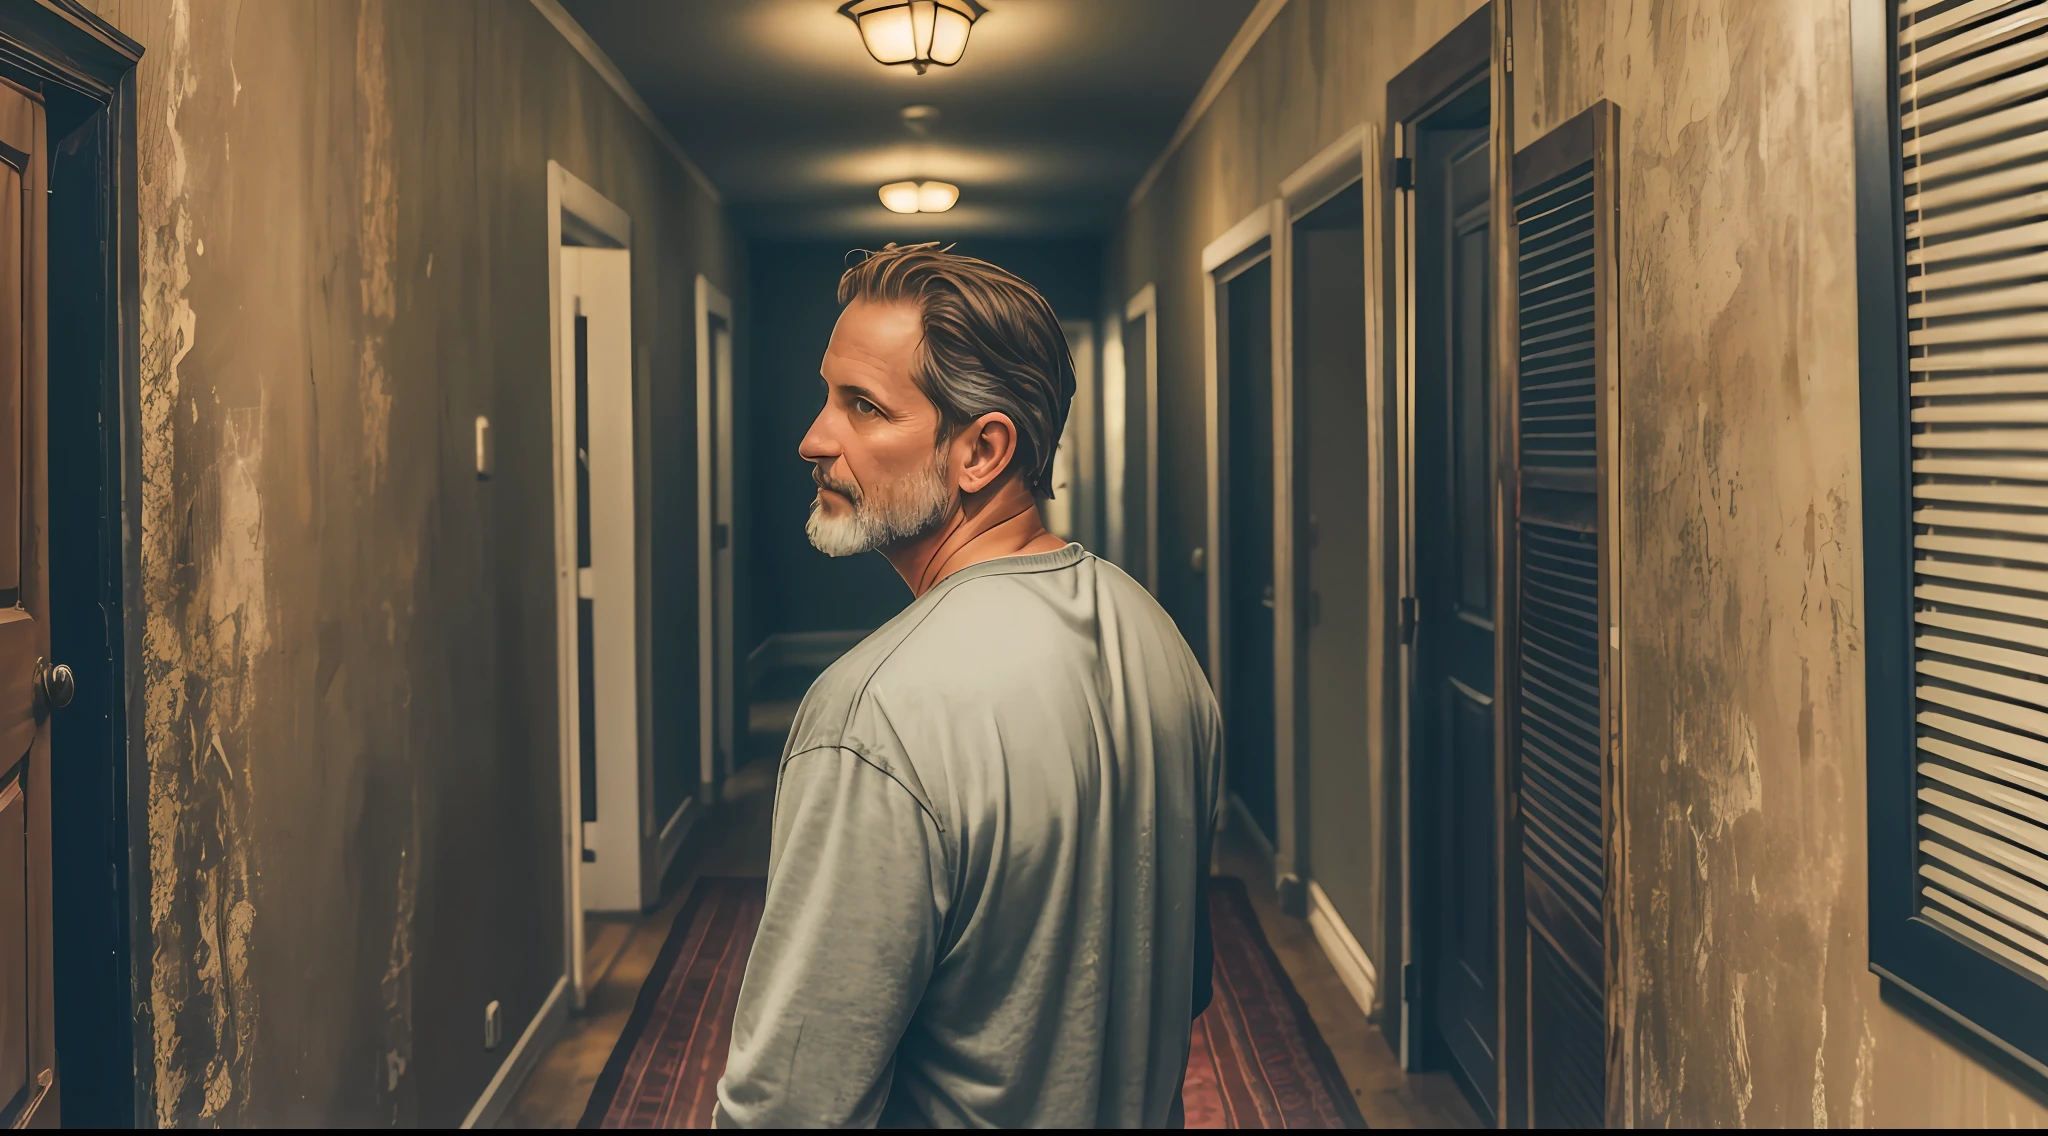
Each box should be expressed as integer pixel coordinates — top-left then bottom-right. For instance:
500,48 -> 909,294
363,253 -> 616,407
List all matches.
460,973 -> 570,1129
1307,880 -> 1379,1020
744,629 -> 871,689
656,796 -> 697,882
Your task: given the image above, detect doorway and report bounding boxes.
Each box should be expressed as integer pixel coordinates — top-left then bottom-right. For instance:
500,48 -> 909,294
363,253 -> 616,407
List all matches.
1290,176 -> 1379,1008
1399,56 -> 1498,1123
0,71 -> 53,1132
696,275 -> 736,804
0,9 -> 144,1123
549,163 -> 648,1005
1108,287 -> 1157,591
1043,318 -> 1094,542
1218,257 -> 1277,845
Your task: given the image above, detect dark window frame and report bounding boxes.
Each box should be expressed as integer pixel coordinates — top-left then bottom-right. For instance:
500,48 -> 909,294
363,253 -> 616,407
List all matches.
1853,0 -> 2048,1081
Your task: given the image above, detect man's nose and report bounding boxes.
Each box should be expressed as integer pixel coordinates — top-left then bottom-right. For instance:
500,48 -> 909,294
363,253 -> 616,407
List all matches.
798,405 -> 839,467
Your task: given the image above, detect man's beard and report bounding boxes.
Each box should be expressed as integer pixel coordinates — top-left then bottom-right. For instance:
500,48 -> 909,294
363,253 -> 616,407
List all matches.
805,452 -> 955,558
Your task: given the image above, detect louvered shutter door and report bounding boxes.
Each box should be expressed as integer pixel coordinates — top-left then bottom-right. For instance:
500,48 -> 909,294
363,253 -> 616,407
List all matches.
1510,101 -> 1616,1130
1899,0 -> 2048,992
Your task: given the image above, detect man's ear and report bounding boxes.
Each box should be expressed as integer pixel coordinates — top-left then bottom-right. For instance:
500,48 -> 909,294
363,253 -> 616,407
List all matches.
956,412 -> 1019,495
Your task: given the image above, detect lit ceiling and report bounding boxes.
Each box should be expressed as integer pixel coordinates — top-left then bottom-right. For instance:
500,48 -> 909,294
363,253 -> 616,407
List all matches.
559,0 -> 1260,239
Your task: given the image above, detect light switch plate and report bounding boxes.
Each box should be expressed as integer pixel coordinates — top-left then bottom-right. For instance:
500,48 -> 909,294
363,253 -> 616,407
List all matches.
475,415 -> 494,479
484,999 -> 503,1051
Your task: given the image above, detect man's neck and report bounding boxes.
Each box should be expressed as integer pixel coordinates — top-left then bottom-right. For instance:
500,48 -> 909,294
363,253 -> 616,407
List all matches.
883,477 -> 1069,598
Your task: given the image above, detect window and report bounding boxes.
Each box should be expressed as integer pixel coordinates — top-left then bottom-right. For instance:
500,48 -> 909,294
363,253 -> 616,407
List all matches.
1856,0 -> 2048,1075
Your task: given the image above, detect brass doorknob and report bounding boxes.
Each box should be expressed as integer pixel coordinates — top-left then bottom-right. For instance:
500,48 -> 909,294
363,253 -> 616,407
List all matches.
36,658 -> 74,710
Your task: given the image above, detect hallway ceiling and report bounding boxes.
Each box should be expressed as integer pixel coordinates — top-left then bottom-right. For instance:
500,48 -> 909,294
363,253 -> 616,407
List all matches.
559,0 -> 1260,239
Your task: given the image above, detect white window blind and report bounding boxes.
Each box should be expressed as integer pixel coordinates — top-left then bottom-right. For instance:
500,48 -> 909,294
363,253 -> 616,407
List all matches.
1900,0 -> 2048,984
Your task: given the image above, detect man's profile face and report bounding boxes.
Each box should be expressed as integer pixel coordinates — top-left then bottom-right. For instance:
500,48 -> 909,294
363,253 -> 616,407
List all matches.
800,299 -> 957,556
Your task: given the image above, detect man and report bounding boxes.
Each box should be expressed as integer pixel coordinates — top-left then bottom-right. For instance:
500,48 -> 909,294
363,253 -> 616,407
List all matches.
714,244 -> 1222,1129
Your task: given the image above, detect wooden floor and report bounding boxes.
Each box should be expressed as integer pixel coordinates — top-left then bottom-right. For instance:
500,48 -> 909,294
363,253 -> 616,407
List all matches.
499,757 -> 779,1129
1210,825 -> 1480,1128
501,747 -> 1479,1129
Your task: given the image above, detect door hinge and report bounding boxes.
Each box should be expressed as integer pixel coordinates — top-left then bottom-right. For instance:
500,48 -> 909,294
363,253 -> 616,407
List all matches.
1403,962 -> 1419,1004
1393,156 -> 1415,192
1504,35 -> 1514,74
1399,596 -> 1418,645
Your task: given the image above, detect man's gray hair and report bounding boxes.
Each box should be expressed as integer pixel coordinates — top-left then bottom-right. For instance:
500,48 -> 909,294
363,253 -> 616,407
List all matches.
837,243 -> 1076,498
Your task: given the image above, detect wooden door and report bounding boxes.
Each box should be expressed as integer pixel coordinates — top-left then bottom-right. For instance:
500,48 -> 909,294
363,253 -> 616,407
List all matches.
1413,86 -> 1497,1121
1222,258 -> 1277,843
0,75 -> 55,1128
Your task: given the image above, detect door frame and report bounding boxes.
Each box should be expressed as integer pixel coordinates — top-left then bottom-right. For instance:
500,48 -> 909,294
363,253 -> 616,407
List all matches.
546,160 -> 634,1007
694,274 -> 734,807
1200,201 -> 1284,869
1045,318 -> 1095,542
1123,284 -> 1159,593
1273,123 -> 1387,1013
0,2 -> 142,1125
1384,2 -> 1526,1120
1485,7 -> 1525,1123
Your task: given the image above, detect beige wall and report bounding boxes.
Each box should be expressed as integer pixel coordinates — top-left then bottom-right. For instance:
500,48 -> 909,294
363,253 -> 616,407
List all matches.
77,0 -> 741,1125
1108,0 -> 2048,1124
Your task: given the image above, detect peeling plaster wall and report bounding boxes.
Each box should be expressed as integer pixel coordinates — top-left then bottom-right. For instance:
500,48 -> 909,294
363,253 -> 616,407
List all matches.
1110,0 -> 2048,1124
1516,0 -> 2048,1125
76,0 -> 741,1125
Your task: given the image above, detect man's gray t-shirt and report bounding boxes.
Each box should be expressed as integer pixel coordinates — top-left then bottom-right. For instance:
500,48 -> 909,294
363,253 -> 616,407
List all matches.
714,544 -> 1223,1128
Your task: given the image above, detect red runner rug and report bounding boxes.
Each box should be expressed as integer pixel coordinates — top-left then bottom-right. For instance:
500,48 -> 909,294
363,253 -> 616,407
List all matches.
580,876 -> 1364,1128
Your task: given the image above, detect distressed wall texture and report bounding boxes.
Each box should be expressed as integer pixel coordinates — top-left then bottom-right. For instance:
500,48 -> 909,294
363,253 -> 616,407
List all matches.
76,0 -> 740,1125
1108,0 -> 2048,1124
1517,0 -> 2045,1125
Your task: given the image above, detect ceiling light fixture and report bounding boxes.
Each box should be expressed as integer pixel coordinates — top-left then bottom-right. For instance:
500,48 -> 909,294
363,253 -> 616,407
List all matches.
879,180 -> 959,214
838,0 -> 986,75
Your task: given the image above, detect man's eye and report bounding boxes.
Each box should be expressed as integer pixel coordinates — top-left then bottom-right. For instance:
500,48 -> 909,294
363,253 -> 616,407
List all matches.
853,397 -> 880,416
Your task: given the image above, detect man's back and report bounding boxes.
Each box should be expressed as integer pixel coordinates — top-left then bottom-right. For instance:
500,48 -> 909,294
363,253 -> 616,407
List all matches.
715,544 -> 1222,1128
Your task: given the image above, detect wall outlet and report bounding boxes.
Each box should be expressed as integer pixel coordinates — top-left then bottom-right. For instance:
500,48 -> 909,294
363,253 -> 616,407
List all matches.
484,999 -> 504,1051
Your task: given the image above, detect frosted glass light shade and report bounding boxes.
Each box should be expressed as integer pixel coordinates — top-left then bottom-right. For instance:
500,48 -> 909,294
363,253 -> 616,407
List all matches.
838,0 -> 986,74
878,181 -> 960,214
879,181 -> 923,214
929,7 -> 973,64
856,6 -> 916,63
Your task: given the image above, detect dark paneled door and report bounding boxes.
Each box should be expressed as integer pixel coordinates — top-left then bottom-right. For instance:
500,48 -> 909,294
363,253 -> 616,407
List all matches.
0,75 -> 55,1127
1223,259 -> 1277,842
1414,86 -> 1497,1122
